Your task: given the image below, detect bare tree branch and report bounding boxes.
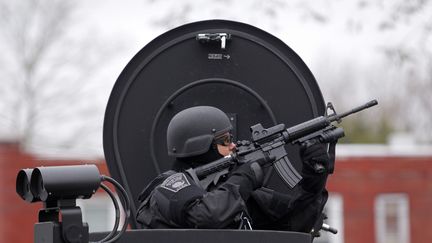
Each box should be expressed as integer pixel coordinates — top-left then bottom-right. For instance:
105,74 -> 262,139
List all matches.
0,0 -> 118,153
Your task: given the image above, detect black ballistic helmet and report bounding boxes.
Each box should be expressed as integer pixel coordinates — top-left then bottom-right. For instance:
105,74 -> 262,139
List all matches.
167,106 -> 233,158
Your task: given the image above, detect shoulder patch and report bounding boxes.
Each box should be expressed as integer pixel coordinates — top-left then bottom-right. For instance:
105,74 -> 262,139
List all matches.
160,173 -> 191,192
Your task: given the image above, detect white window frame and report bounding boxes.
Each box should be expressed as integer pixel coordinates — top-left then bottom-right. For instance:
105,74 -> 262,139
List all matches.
375,193 -> 410,243
326,193 -> 344,243
314,193 -> 344,243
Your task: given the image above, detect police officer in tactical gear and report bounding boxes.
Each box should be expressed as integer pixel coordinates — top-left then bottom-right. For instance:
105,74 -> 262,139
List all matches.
136,106 -> 330,232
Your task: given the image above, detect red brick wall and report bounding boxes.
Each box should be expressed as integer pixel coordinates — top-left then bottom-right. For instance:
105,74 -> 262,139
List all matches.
0,143 -> 108,243
2,143 -> 431,243
327,156 -> 432,243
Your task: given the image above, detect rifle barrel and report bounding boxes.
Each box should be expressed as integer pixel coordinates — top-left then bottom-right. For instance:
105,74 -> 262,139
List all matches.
329,99 -> 378,121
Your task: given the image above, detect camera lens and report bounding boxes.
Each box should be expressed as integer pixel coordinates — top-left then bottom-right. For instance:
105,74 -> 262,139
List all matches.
36,174 -> 48,201
16,169 -> 40,202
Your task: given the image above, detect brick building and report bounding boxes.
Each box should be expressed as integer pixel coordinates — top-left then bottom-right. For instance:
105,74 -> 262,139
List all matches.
1,142 -> 431,243
322,145 -> 432,243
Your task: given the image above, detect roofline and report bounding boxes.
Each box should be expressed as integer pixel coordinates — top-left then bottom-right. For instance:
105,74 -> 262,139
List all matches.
336,144 -> 432,158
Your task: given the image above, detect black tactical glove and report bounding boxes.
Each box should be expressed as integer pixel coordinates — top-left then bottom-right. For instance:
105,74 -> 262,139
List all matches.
300,144 -> 330,193
301,144 -> 331,174
225,161 -> 263,200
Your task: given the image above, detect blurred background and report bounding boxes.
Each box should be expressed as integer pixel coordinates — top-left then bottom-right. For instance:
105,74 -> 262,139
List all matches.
0,0 -> 431,243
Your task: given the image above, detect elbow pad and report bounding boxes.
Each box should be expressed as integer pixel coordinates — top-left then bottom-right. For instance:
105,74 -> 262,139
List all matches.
153,173 -> 206,226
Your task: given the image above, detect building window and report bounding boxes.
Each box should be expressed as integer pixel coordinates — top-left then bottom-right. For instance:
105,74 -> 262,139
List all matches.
314,193 -> 344,243
375,193 -> 410,243
77,194 -> 117,233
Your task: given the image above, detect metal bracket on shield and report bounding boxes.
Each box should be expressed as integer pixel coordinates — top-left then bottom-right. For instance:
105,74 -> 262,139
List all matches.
196,33 -> 231,49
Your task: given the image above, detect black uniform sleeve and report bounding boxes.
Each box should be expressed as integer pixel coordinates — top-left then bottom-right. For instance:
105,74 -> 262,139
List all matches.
284,144 -> 330,232
151,172 -> 206,225
285,144 -> 330,232
144,162 -> 263,229
183,161 -> 263,228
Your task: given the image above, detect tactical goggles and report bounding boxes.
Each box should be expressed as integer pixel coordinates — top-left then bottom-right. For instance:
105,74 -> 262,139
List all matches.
214,133 -> 234,146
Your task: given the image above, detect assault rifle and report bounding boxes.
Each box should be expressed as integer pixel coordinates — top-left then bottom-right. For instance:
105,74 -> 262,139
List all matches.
187,100 -> 378,189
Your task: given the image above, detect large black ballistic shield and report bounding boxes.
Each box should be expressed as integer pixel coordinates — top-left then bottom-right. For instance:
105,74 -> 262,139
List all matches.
103,20 -> 325,228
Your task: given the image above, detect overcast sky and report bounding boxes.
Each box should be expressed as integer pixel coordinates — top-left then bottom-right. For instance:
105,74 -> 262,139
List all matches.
1,0 -> 431,157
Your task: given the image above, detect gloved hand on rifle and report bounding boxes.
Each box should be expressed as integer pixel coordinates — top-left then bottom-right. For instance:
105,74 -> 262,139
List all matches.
226,158 -> 264,200
301,144 -> 331,174
300,144 -> 331,193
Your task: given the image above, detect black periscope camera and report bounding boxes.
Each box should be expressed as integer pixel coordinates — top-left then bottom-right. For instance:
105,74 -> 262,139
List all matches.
16,165 -> 131,243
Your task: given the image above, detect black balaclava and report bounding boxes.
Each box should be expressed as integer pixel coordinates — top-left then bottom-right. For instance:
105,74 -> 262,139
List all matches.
172,143 -> 222,171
